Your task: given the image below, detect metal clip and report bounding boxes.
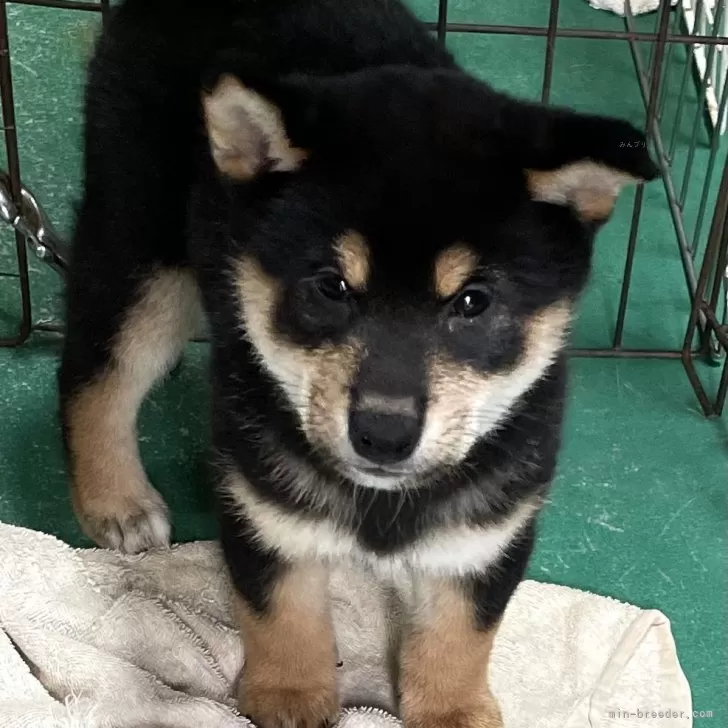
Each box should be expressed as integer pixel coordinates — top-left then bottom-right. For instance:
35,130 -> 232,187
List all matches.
0,171 -> 69,275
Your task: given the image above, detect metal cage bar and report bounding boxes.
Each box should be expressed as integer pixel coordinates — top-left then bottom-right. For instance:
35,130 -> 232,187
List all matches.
0,0 -> 726,416
683,153 -> 728,416
0,0 -> 107,347
0,0 -> 31,346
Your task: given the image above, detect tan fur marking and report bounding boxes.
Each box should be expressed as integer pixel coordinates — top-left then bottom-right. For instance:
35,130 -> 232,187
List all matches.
234,255 -> 362,452
67,270 -> 199,552
233,257 -> 282,344
526,160 -> 638,222
306,341 -> 362,452
334,230 -> 370,290
419,302 -> 571,465
400,580 -> 503,728
233,256 -> 304,409
234,563 -> 339,728
203,74 -> 307,181
434,244 -> 479,299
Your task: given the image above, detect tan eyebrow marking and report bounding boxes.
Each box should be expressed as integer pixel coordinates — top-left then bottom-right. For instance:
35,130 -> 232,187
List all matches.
334,230 -> 370,290
434,244 -> 479,299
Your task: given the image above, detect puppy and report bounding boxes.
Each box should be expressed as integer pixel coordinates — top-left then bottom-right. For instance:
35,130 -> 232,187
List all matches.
58,1 -> 657,726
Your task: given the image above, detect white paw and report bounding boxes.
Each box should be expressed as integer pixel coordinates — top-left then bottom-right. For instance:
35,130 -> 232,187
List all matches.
77,486 -> 171,554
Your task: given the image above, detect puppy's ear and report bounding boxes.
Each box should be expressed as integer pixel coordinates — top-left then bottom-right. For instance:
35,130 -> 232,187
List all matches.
202,74 -> 308,181
527,161 -> 640,223
513,104 -> 659,223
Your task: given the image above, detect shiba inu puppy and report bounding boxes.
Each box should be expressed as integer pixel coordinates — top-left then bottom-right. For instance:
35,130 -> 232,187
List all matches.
58,1 -> 657,726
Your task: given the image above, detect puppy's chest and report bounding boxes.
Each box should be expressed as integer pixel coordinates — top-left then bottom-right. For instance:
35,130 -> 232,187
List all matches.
234,479 -> 537,578
290,516 -> 528,579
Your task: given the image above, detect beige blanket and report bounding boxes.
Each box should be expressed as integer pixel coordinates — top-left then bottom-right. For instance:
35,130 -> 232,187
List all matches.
0,523 -> 692,727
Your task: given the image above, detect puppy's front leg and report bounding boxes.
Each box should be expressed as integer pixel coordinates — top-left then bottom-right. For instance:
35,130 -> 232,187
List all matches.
222,511 -> 339,728
399,578 -> 503,728
399,528 -> 534,728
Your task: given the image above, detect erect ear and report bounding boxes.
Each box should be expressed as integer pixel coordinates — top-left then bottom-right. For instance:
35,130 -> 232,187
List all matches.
514,104 -> 659,223
527,161 -> 641,223
202,74 -> 308,181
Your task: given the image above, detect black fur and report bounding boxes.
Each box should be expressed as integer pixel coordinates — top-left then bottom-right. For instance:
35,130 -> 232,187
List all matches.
217,500 -> 284,616
469,520 -> 537,631
60,0 -> 656,642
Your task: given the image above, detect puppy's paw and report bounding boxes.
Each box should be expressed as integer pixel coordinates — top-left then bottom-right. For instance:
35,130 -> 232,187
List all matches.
406,704 -> 503,728
239,683 -> 339,728
75,482 -> 171,554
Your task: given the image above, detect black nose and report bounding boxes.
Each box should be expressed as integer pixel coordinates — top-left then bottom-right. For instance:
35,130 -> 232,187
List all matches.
349,410 -> 421,465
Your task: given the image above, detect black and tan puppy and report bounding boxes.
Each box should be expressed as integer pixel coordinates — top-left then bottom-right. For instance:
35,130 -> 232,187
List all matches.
58,1 -> 657,726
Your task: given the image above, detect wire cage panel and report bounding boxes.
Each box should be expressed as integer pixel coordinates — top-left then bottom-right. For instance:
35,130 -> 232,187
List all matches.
0,0 -> 726,416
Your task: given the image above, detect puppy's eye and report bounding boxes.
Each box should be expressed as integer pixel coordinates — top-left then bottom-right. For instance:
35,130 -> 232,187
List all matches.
451,285 -> 491,318
315,273 -> 350,302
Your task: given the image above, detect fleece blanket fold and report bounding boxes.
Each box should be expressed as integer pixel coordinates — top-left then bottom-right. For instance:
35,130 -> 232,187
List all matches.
0,523 -> 692,727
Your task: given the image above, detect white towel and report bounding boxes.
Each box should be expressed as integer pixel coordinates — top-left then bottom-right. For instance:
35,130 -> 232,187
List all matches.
586,0 -> 678,15
0,522 -> 692,728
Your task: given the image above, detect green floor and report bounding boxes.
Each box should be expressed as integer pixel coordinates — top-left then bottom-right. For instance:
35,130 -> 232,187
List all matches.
0,0 -> 726,723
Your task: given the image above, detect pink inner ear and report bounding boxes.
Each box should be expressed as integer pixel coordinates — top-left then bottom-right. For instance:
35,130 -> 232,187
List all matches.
202,74 -> 308,181
525,160 -> 639,222
205,117 -> 266,181
572,187 -> 618,222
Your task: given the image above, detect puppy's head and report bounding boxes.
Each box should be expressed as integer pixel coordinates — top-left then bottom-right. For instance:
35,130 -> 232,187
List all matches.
203,67 -> 657,489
